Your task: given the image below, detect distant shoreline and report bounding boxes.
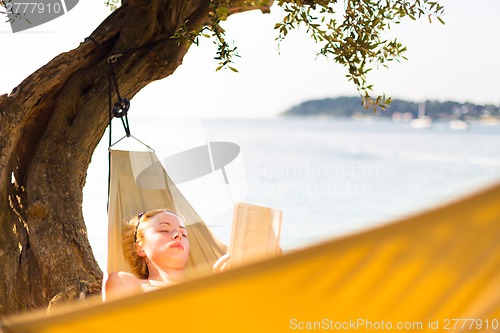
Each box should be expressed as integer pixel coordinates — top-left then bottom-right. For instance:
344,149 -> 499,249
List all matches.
281,96 -> 500,121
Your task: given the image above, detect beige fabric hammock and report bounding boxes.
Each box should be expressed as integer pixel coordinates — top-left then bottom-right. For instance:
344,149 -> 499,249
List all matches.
107,149 -> 227,278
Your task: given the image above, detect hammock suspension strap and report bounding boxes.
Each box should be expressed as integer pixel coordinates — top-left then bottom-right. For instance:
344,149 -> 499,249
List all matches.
85,37 -> 132,140
107,53 -> 132,139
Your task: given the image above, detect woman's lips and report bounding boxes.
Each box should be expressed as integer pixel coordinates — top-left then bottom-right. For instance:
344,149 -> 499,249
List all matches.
169,242 -> 184,250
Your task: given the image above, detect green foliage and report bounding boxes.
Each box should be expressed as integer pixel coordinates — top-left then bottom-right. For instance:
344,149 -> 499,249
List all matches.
104,0 -> 121,11
170,0 -> 246,72
203,1 -> 240,71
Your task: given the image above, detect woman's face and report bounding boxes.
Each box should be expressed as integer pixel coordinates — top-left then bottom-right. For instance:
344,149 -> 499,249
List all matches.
140,212 -> 190,270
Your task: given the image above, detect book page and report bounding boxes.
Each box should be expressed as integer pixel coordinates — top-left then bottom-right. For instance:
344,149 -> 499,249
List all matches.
228,202 -> 282,267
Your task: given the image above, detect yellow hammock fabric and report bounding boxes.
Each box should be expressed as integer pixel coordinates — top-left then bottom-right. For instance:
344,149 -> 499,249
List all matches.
2,181 -> 500,332
106,149 -> 227,278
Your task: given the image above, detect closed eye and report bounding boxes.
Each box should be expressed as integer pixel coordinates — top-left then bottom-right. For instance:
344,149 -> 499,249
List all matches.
158,229 -> 188,238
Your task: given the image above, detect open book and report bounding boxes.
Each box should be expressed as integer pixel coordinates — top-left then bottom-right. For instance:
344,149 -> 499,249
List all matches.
228,202 -> 283,268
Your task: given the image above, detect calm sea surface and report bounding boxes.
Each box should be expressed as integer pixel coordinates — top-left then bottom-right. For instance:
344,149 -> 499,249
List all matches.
84,117 -> 500,270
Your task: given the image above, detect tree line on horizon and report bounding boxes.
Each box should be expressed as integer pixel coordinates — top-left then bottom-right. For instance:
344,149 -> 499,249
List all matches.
282,97 -> 500,120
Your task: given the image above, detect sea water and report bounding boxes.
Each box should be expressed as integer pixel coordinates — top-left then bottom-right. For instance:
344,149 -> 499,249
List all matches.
83,117 -> 500,270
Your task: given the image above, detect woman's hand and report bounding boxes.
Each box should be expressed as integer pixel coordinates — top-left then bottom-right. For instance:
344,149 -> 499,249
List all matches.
213,253 -> 231,273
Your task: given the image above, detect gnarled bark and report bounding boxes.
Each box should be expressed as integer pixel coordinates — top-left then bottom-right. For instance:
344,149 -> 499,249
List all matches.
0,0 -> 272,315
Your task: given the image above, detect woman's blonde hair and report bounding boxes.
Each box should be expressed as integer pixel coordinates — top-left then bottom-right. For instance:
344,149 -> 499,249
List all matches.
122,208 -> 185,279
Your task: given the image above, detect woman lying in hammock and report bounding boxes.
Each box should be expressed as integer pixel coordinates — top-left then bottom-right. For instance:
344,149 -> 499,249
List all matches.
103,209 -> 229,301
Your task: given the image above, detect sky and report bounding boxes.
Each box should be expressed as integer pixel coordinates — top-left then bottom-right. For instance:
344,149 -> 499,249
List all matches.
1,0 -> 499,119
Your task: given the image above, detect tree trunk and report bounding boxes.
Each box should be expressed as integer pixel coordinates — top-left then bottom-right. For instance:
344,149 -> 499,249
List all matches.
0,0 -> 272,315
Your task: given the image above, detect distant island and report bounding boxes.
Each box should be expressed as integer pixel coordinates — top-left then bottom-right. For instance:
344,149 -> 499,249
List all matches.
281,97 -> 500,121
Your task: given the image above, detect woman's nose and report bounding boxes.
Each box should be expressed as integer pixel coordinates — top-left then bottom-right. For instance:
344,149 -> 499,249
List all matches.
172,230 -> 182,240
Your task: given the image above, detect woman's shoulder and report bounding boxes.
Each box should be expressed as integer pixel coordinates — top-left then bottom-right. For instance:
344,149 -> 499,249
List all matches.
107,271 -> 142,284
104,271 -> 144,301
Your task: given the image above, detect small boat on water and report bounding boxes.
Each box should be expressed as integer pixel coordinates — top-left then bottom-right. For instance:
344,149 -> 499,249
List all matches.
410,102 -> 431,129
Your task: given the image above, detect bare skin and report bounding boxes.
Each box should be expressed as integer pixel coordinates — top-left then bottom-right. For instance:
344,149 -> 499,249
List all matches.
104,211 -> 230,301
